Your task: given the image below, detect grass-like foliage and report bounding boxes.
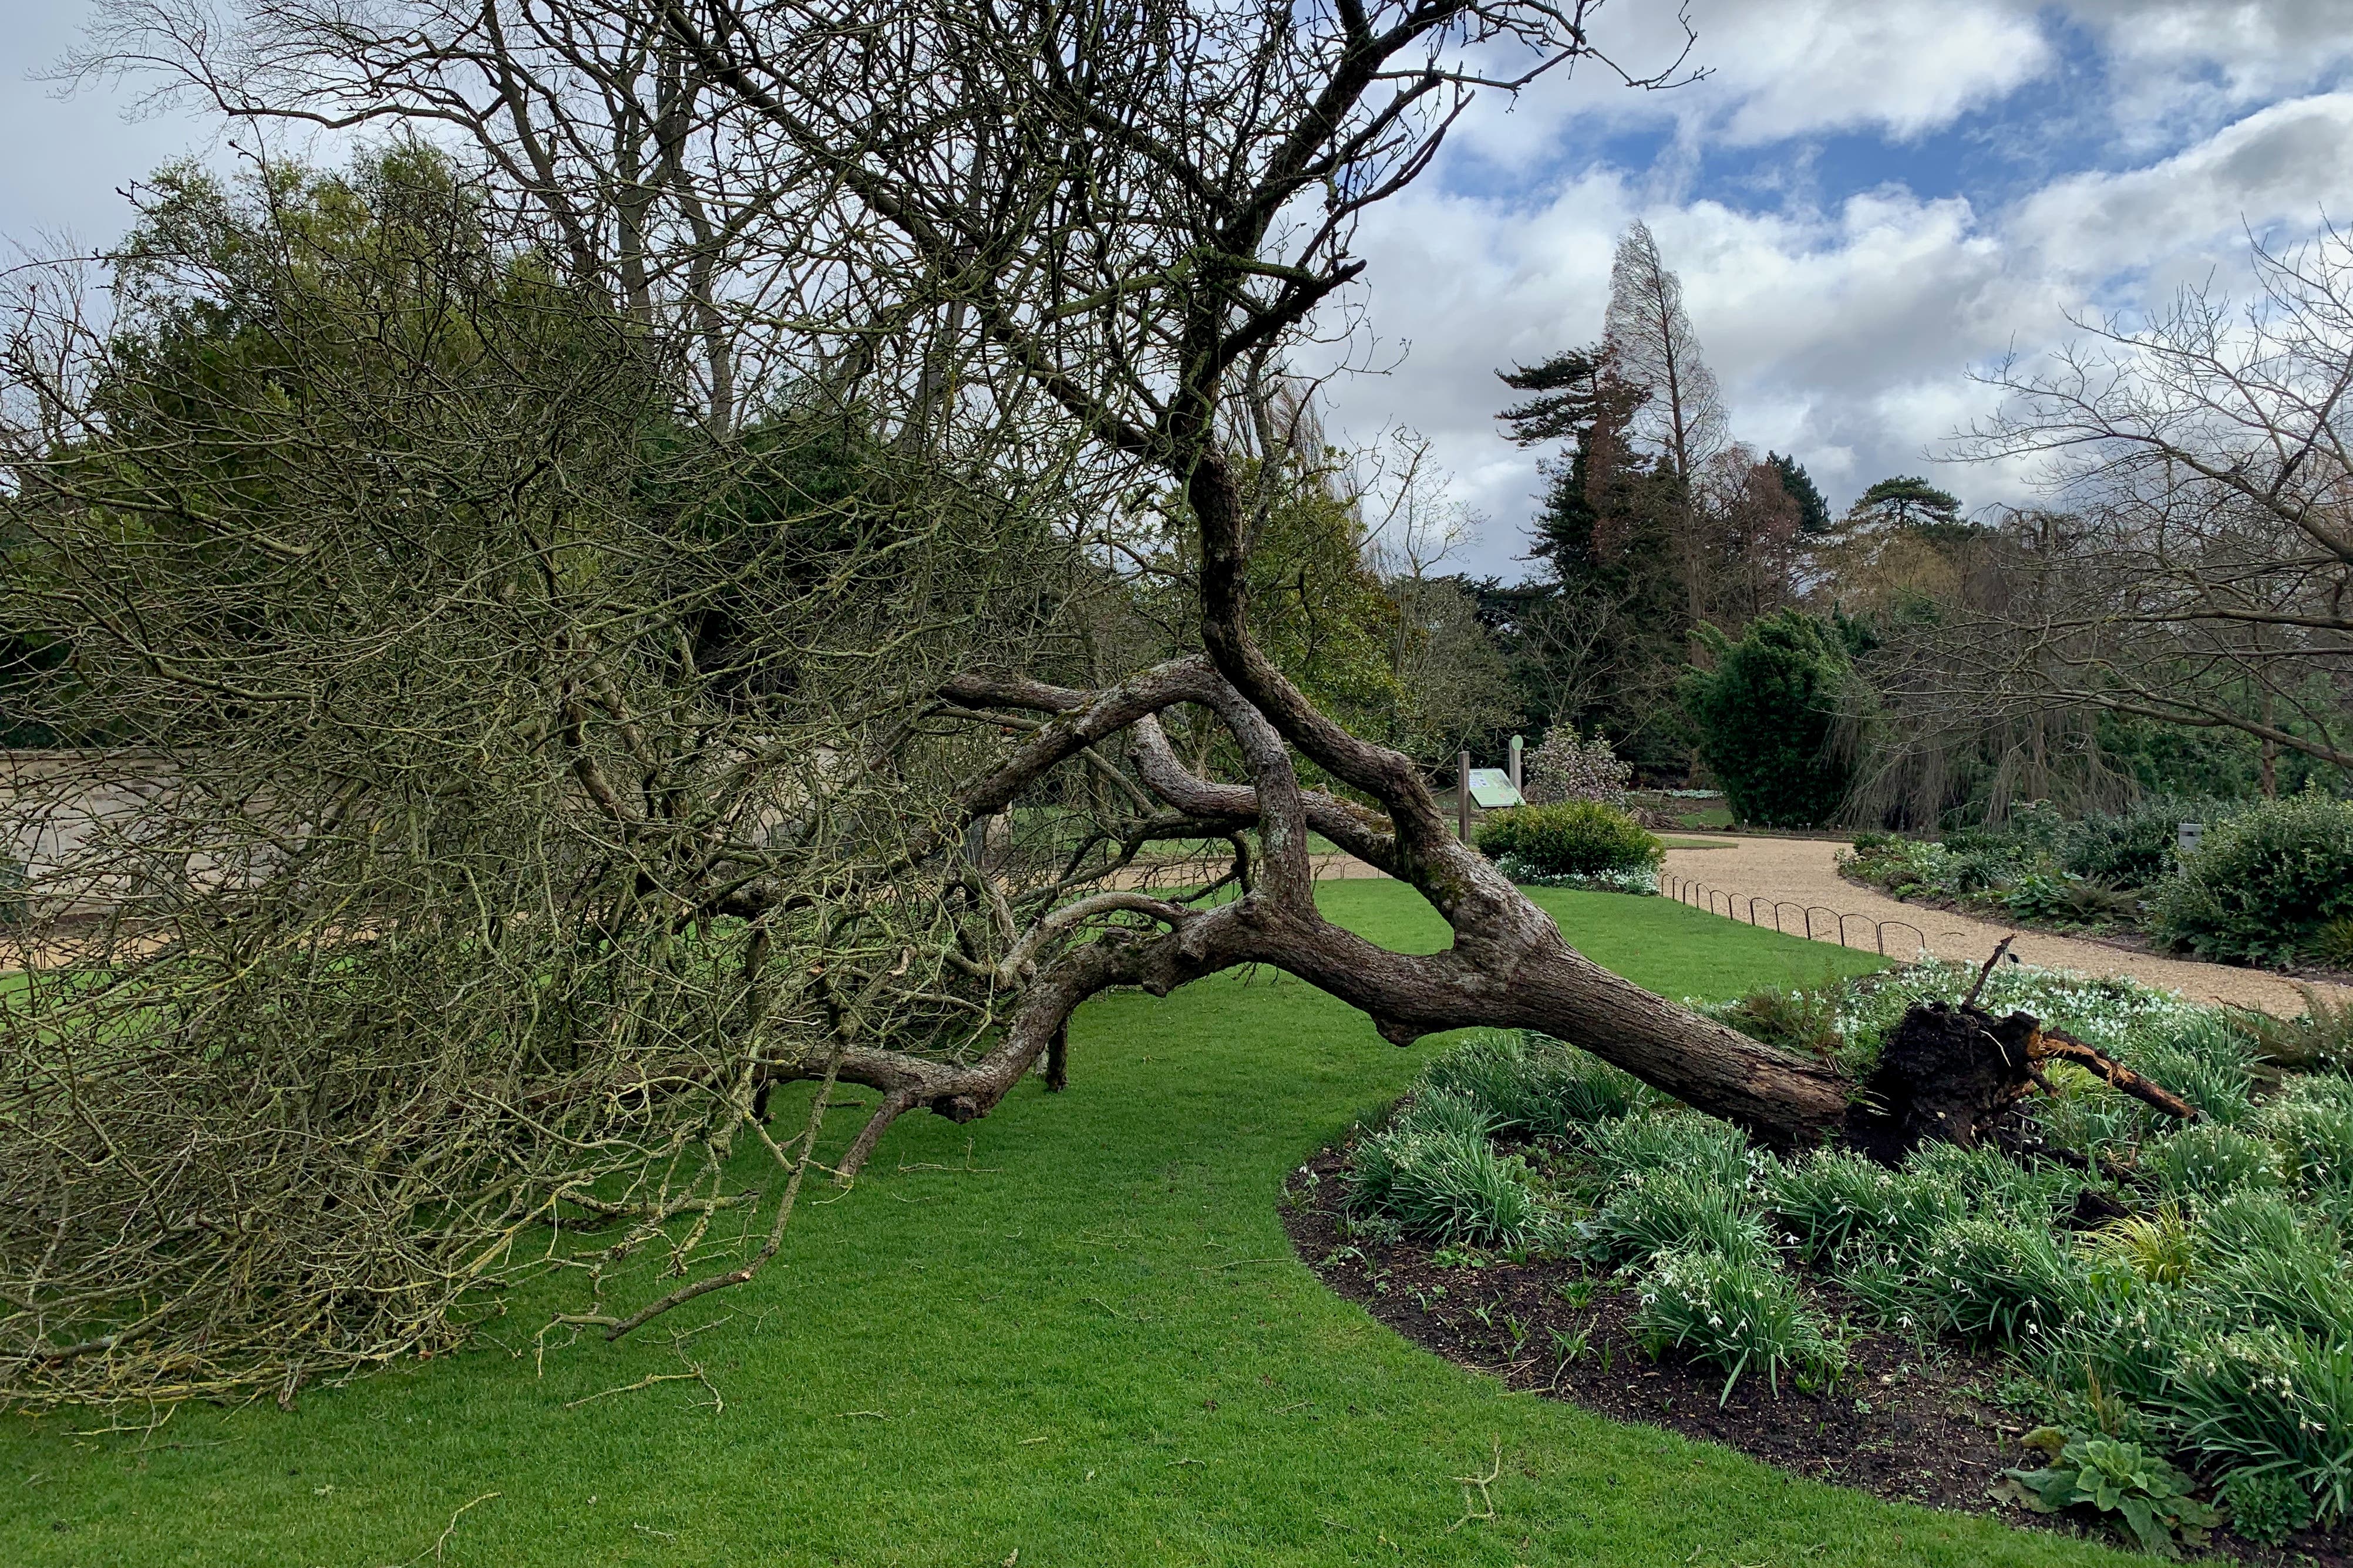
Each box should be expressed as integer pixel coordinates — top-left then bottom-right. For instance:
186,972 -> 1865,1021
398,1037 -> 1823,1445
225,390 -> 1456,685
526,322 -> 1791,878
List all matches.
1634,1247 -> 1847,1403
1576,1108 -> 1759,1190
1418,1029 -> 1652,1135
2169,1331 -> 2353,1525
1344,1091 -> 1554,1251
1588,1171 -> 1771,1267
1352,963 -> 2353,1539
2140,1124 -> 2284,1199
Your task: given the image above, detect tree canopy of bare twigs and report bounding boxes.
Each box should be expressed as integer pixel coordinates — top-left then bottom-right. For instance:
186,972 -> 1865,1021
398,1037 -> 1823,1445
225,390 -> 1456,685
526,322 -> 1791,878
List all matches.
1950,230 -> 2353,780
0,1 -> 1876,1409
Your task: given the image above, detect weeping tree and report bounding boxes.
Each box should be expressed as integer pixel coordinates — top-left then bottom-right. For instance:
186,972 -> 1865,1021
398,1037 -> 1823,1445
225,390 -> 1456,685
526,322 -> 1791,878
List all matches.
5,0 -> 2124,1408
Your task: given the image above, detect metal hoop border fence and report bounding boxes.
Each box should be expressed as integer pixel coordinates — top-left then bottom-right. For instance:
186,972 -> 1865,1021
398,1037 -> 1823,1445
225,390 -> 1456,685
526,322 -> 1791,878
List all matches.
1657,871 -> 1927,959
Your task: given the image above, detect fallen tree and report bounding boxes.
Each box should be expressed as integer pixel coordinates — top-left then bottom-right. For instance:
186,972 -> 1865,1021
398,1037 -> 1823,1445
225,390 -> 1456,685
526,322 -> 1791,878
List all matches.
0,0 -> 2185,1406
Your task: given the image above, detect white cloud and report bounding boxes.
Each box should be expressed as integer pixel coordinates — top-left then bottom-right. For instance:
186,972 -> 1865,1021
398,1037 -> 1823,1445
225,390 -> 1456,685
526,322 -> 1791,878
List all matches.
1446,0 -> 2051,176
1325,73 -> 2353,578
2011,93 -> 2353,279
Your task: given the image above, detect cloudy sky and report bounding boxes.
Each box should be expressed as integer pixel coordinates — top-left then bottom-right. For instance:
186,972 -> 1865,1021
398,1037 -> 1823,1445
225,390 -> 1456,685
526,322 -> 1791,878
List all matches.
1308,0 -> 2353,574
5,2 -> 2351,576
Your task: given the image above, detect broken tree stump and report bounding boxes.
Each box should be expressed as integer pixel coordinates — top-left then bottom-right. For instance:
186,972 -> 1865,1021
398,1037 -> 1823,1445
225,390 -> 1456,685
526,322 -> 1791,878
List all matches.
1847,997 -> 2199,1164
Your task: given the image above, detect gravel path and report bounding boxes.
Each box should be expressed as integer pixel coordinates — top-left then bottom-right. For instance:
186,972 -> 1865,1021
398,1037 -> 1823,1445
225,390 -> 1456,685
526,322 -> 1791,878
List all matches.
1662,835 -> 2347,1017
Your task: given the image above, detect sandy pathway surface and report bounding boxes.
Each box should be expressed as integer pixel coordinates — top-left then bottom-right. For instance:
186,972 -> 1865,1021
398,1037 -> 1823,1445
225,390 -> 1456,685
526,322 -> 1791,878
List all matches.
1662,835 -> 2346,1017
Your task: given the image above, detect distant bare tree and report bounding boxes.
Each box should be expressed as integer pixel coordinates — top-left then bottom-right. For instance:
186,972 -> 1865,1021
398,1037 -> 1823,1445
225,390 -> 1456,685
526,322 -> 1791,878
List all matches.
1603,219 -> 1728,486
1957,229 -> 2353,776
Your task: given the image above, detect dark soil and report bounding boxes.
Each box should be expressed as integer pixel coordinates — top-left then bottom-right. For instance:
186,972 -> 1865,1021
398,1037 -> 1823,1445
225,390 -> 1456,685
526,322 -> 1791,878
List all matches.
1281,1142 -> 2351,1565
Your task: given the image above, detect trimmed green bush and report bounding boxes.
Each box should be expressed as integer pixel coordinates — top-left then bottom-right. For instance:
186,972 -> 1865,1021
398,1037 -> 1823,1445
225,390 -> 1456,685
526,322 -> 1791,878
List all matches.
2147,793 -> 2353,967
1678,609 -> 1856,828
1473,801 -> 1661,879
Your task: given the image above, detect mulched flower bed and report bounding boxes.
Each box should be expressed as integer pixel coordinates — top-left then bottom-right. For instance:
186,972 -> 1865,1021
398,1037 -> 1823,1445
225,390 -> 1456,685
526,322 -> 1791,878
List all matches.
1281,1144 -> 2352,1565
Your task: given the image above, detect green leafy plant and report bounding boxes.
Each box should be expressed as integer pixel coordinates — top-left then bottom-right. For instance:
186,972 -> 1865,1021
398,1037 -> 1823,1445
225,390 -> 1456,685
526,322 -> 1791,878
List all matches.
2217,1466 -> 2312,1545
2166,1330 -> 2353,1526
1472,801 -> 1662,881
2084,1206 -> 2198,1288
2140,1124 -> 2284,1199
2314,916 -> 2353,971
1342,1092 -> 1556,1252
1418,1030 -> 1651,1136
1576,1108 -> 1759,1190
1632,1247 -> 1846,1404
1587,1169 -> 1771,1267
2147,793 -> 2353,967
1998,1429 -> 2218,1557
1765,1150 -> 1905,1262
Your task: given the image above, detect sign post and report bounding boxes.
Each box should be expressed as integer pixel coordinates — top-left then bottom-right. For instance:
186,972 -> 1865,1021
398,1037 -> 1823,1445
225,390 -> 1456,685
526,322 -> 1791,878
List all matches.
1458,750 -> 1472,843
1508,733 -> 1523,795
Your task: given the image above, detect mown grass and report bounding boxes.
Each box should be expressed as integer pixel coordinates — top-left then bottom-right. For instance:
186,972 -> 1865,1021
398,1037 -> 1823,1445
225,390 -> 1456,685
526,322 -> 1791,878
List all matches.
0,884 -> 2125,1566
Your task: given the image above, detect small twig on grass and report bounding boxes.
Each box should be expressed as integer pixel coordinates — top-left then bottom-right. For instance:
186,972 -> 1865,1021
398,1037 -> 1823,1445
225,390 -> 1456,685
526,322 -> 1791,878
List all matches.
839,1409 -> 889,1419
382,1491 -> 499,1567
897,1135 -> 1001,1175
1447,1440 -> 1502,1532
561,1358 -> 722,1417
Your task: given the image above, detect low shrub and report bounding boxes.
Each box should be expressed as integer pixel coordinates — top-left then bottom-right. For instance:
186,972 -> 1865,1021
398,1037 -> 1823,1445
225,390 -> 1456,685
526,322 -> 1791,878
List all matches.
1418,1030 -> 1652,1137
1588,1169 -> 1770,1267
2147,793 -> 2353,968
2217,1465 -> 2313,1545
1632,1247 -> 1846,1402
1473,801 -> 1662,881
2167,1330 -> 2353,1526
1344,1092 -> 1554,1250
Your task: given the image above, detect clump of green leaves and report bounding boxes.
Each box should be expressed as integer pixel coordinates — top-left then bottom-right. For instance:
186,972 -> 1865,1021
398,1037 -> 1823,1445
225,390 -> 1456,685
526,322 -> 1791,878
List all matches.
1632,1247 -> 1846,1404
1997,1429 -> 2218,1557
2141,1124 -> 2284,1199
2217,1466 -> 2312,1545
1344,1092 -> 1556,1252
2167,1331 -> 2353,1526
2146,793 -> 2353,968
1419,1029 -> 1651,1136
1587,1170 -> 1770,1267
1576,1109 -> 1758,1190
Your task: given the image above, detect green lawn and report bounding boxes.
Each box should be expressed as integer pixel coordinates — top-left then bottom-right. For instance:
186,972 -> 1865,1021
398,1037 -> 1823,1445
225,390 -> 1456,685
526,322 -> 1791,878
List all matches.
0,884 -> 2124,1567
